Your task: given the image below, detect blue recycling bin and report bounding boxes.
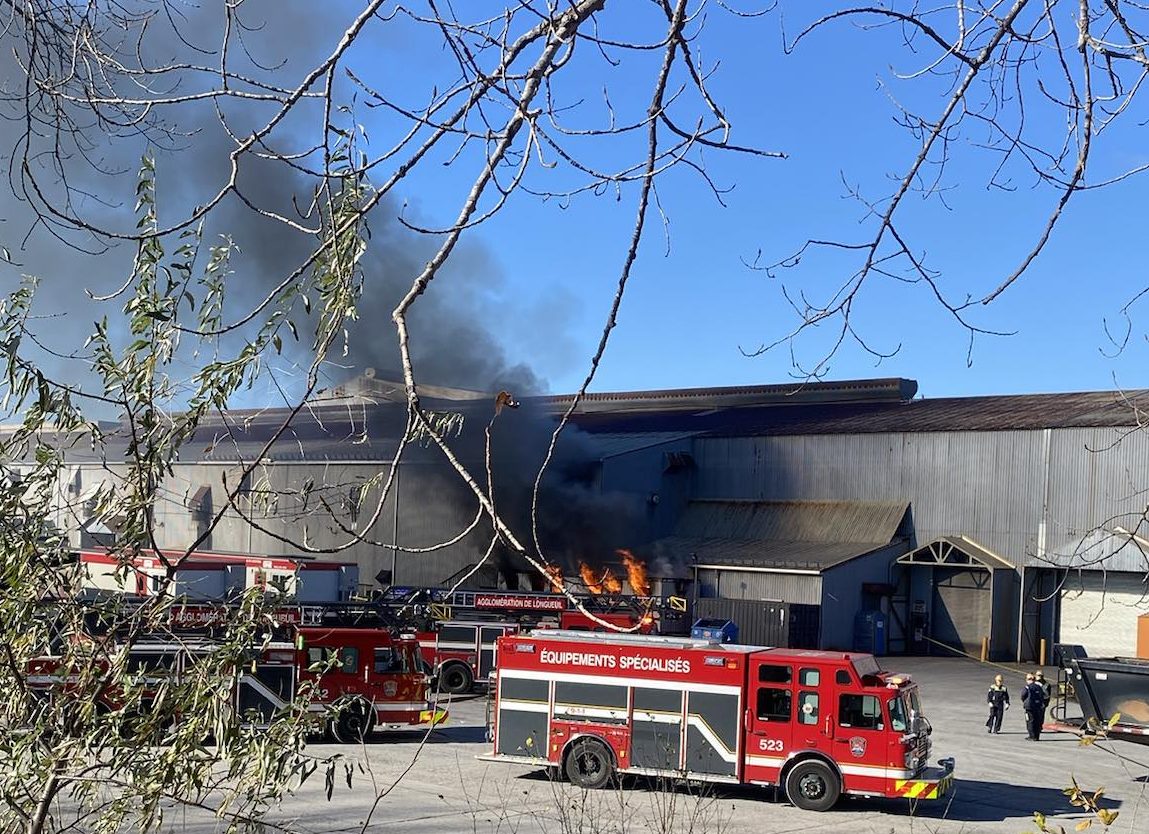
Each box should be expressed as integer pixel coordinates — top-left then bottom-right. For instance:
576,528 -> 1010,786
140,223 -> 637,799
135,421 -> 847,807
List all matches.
692,618 -> 739,644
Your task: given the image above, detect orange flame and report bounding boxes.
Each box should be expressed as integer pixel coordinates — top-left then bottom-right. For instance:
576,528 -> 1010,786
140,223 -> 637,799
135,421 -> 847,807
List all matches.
619,549 -> 651,597
544,563 -> 564,593
579,561 -> 603,595
600,567 -> 622,595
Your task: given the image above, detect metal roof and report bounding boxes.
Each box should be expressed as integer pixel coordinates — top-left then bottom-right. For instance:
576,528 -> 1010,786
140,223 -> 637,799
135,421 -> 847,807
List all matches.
650,536 -> 892,572
540,377 -> 916,414
565,389 -> 1147,436
584,432 -> 697,459
642,499 -> 910,572
674,499 -> 910,544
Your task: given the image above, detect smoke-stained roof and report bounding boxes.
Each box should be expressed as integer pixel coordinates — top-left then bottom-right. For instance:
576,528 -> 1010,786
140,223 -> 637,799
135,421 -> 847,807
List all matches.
563,389 -> 1146,436
645,499 -> 911,572
541,377 -> 915,413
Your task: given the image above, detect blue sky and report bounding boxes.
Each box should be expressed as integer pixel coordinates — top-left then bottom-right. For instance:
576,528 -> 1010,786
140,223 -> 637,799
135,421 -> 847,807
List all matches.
357,2 -> 1148,400
5,1 -> 1145,408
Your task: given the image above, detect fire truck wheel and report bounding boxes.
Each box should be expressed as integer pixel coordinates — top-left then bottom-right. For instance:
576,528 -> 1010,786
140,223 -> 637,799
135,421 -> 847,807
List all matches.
440,662 -> 474,695
784,759 -> 840,812
564,738 -> 615,790
331,701 -> 376,744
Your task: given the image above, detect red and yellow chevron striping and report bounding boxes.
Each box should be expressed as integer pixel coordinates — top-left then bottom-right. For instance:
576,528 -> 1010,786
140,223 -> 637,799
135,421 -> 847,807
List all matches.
893,775 -> 953,800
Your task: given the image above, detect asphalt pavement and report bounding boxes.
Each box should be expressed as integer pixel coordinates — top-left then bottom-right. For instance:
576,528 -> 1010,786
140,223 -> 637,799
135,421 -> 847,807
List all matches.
163,655 -> 1149,834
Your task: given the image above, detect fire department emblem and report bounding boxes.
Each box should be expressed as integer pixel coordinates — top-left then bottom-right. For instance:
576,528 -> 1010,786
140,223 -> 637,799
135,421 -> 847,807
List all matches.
849,736 -> 867,757
384,680 -> 398,697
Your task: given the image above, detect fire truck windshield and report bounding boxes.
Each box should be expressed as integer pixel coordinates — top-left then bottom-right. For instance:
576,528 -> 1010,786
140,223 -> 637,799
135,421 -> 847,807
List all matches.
888,695 -> 908,732
907,687 -> 924,718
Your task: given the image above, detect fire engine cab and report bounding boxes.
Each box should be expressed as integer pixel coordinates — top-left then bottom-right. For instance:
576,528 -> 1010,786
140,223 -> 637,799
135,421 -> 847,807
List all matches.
481,631 -> 954,811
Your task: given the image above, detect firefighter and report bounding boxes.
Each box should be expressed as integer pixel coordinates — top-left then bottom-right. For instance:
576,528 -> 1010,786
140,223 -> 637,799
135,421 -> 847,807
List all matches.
1021,672 -> 1048,741
1035,669 -> 1053,703
985,673 -> 1009,734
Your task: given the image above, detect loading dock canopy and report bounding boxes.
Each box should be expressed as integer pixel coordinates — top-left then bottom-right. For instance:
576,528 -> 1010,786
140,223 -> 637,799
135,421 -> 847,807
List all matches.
897,536 -> 1014,571
649,499 -> 911,571
897,535 -> 1015,659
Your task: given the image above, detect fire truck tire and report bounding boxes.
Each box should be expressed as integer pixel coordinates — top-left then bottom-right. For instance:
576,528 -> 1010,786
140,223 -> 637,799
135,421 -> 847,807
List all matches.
331,700 -> 376,744
564,738 -> 615,790
440,662 -> 474,695
784,759 -> 840,812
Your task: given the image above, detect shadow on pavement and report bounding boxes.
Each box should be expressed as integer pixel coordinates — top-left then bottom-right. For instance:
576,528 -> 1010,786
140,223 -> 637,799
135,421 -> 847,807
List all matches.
367,724 -> 488,744
856,779 -> 1121,823
512,770 -> 1122,824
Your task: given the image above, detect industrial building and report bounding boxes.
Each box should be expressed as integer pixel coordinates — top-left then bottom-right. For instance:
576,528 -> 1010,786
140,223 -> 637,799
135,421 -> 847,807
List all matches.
11,374 -> 1149,661
556,378 -> 1149,661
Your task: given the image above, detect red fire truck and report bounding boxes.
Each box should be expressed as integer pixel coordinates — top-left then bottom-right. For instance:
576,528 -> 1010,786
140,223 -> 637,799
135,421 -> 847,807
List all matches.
480,631 -> 954,811
411,590 -> 661,694
27,604 -> 447,742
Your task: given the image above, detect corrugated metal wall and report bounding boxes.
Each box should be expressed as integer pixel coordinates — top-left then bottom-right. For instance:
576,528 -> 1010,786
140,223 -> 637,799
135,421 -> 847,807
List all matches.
694,429 -> 1149,571
694,598 -> 820,648
63,459 -> 494,593
695,568 -> 821,605
819,542 -> 909,651
1044,428 -> 1149,572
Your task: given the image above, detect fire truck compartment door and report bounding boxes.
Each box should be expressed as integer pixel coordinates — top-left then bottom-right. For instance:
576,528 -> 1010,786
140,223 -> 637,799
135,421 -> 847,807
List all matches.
478,627 -> 504,678
631,687 -> 683,770
684,690 -> 739,777
236,663 -> 296,726
494,674 -> 550,759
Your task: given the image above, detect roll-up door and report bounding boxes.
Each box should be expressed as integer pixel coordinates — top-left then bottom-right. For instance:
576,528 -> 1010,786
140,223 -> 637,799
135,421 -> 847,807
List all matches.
931,568 -> 991,655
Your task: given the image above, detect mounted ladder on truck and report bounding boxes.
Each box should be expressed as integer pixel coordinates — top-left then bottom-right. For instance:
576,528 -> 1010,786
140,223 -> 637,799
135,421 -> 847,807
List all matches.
376,587 -> 687,694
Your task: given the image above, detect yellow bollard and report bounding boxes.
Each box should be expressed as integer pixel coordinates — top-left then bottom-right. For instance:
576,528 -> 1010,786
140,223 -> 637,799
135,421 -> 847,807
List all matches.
1039,638 -> 1047,667
980,636 -> 989,663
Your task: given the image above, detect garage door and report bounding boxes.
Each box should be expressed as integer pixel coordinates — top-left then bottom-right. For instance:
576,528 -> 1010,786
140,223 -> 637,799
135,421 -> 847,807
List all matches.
932,568 -> 992,655
1059,572 -> 1149,657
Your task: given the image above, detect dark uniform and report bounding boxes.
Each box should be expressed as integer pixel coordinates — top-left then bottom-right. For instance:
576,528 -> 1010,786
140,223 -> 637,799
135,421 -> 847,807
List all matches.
1036,672 -> 1053,705
985,682 -> 1009,733
1022,679 -> 1048,740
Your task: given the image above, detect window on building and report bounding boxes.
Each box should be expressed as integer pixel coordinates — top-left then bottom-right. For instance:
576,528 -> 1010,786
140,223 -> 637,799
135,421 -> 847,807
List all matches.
839,693 -> 884,730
